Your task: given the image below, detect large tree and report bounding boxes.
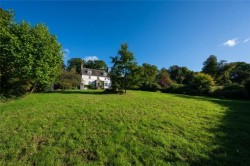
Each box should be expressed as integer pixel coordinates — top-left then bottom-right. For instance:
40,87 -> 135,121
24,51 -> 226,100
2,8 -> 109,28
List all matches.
110,43 -> 137,93
84,60 -> 107,70
192,73 -> 215,90
0,9 -> 63,96
67,58 -> 83,74
138,63 -> 159,91
168,65 -> 192,84
216,60 -> 235,85
156,68 -> 173,89
229,62 -> 250,84
202,55 -> 218,77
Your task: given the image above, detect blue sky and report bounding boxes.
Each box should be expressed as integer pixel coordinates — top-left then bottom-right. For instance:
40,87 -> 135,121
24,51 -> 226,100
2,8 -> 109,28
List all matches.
1,1 -> 250,71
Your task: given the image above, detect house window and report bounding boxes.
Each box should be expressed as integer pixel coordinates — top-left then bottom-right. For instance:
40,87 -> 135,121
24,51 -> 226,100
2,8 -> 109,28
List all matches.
104,83 -> 108,87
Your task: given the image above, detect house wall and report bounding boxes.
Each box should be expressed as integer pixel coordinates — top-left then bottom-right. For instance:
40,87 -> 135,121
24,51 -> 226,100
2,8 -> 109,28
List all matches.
81,75 -> 111,89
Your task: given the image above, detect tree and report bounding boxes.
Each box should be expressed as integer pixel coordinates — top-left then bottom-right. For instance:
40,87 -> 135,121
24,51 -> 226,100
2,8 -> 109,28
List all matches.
192,73 -> 215,90
216,60 -> 235,85
137,63 -> 159,90
67,58 -> 83,74
110,43 -> 137,93
0,9 -> 63,96
55,68 -> 81,90
156,68 -> 173,89
84,60 -> 107,70
29,24 -> 63,92
202,55 -> 218,77
229,62 -> 250,84
168,65 -> 192,84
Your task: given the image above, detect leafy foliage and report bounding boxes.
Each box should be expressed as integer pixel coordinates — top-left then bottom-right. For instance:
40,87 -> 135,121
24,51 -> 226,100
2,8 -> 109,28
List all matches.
229,62 -> 250,84
110,43 -> 137,92
84,60 -> 107,70
54,68 -> 81,90
244,79 -> 250,98
0,9 -> 63,96
169,65 -> 193,84
67,58 -> 83,74
216,60 -> 234,85
193,73 -> 215,88
202,55 -> 218,77
137,63 -> 159,91
212,84 -> 248,99
156,68 -> 173,89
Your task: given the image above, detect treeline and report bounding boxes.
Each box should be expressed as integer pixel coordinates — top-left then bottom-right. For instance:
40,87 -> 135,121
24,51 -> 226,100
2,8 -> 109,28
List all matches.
1,8 -> 249,100
109,44 -> 250,99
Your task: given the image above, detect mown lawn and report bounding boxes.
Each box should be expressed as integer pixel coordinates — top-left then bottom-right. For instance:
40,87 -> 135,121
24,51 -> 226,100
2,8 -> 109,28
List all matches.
0,90 -> 249,165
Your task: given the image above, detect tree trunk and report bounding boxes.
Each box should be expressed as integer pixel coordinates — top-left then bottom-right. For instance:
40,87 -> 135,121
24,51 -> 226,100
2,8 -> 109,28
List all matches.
31,83 -> 38,93
124,74 -> 127,93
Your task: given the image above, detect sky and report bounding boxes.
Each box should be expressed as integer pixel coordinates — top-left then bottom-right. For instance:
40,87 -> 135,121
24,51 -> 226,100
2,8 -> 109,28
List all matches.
1,0 -> 250,71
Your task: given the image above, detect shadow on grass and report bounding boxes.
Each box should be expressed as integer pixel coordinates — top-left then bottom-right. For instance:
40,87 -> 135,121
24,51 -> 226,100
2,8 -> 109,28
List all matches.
173,94 -> 250,165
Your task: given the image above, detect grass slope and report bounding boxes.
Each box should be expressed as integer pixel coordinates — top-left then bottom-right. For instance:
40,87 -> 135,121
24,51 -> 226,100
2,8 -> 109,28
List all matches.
0,90 -> 249,165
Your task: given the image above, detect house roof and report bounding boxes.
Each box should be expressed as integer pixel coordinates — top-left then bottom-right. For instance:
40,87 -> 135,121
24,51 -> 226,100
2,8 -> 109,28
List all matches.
81,67 -> 108,77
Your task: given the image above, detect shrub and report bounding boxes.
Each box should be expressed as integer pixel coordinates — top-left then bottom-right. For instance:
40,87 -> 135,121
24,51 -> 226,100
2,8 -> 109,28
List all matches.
86,84 -> 97,90
245,79 -> 250,98
212,84 -> 248,99
55,69 -> 81,90
167,84 -> 200,95
140,83 -> 160,92
192,73 -> 215,89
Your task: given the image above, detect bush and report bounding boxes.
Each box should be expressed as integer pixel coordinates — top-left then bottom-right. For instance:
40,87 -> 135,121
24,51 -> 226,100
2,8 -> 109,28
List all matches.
85,84 -> 96,90
212,84 -> 248,99
54,69 -> 81,90
192,73 -> 215,89
167,84 -> 200,95
140,83 -> 161,92
245,79 -> 250,98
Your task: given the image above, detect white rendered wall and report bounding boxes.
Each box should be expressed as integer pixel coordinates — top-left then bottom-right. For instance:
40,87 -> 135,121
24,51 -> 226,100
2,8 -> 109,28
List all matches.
81,75 -> 111,89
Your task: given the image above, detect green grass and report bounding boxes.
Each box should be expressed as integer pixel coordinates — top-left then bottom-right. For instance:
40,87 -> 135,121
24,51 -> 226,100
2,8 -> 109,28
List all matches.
0,90 -> 250,165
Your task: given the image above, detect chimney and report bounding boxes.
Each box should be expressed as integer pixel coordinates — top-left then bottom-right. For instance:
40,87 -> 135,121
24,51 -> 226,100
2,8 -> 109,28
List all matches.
81,62 -> 84,75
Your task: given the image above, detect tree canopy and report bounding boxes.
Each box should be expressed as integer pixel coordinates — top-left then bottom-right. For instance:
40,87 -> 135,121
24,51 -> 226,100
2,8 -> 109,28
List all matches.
0,9 -> 63,96
202,55 -> 218,77
67,58 -> 83,74
156,68 -> 173,89
169,65 -> 192,84
110,43 -> 137,93
84,60 -> 107,70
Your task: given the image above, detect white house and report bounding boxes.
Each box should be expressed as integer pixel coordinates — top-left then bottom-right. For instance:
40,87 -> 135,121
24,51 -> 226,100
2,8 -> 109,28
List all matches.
80,67 -> 112,90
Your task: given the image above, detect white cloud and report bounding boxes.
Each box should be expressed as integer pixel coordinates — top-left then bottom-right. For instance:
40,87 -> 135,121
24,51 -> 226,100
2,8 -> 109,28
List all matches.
83,56 -> 99,62
223,38 -> 238,47
243,38 -> 250,43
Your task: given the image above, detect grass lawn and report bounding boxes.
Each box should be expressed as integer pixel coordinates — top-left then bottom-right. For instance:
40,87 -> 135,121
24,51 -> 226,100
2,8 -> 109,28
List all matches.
0,90 -> 250,165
